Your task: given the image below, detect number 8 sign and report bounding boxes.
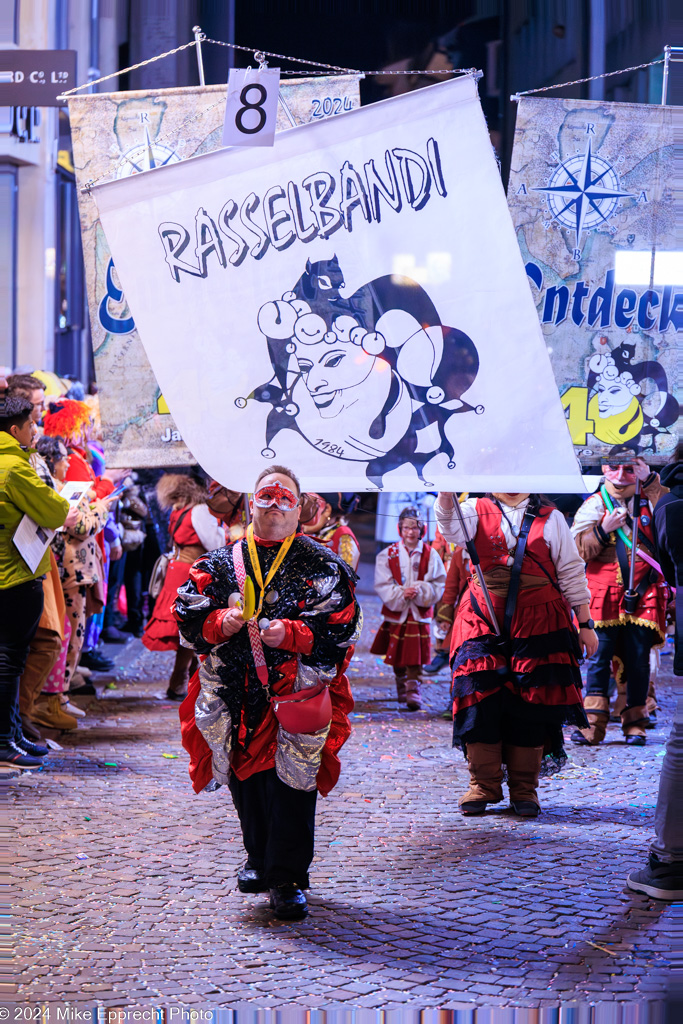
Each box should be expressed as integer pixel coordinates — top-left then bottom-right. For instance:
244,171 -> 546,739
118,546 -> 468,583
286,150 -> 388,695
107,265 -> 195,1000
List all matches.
223,68 -> 281,148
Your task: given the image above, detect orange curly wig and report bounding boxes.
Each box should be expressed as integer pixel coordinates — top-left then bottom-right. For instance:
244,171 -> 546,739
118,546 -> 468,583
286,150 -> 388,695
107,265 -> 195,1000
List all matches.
43,399 -> 92,443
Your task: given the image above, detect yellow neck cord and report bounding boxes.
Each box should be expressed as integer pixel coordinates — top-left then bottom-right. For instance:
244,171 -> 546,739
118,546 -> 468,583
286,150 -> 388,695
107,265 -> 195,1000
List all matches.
246,523 -> 297,620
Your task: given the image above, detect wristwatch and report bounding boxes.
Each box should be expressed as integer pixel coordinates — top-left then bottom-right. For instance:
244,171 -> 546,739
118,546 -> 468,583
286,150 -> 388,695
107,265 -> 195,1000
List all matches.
578,618 -> 595,629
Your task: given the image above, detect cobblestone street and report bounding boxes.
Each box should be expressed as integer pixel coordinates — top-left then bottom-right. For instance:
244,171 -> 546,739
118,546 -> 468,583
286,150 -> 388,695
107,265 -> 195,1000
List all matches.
15,569 -> 679,1012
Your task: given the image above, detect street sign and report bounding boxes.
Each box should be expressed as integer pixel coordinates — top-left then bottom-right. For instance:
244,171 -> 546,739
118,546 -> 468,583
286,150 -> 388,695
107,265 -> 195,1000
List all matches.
0,50 -> 77,107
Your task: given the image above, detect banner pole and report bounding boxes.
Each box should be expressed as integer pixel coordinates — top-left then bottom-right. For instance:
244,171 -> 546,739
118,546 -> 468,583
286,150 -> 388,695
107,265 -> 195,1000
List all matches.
452,496 -> 501,635
624,477 -> 642,613
193,26 -> 206,87
661,45 -> 671,104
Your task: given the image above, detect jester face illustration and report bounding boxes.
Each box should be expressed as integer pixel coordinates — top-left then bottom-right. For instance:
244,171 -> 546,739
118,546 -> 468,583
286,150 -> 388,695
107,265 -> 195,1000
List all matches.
586,346 -> 677,455
238,256 -> 483,487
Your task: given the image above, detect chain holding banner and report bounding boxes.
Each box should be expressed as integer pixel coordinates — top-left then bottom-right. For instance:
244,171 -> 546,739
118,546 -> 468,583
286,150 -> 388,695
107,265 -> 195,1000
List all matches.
508,97 -> 680,466
92,76 -> 584,493
69,76 -> 360,468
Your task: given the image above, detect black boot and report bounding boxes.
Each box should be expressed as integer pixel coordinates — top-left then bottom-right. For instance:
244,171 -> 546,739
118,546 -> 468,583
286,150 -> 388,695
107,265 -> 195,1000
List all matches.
269,883 -> 308,920
237,861 -> 268,893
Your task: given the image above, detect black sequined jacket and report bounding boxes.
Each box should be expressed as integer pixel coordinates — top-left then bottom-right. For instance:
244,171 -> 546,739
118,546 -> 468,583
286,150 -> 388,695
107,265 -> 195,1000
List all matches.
175,533 -> 362,756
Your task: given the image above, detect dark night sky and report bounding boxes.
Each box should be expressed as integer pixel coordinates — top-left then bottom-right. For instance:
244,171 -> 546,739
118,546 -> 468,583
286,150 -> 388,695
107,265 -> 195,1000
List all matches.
198,1 -> 477,87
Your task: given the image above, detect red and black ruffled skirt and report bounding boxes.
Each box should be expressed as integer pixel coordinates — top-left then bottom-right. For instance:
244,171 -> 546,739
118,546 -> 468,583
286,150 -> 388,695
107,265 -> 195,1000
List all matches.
142,559 -> 191,652
450,582 -> 587,745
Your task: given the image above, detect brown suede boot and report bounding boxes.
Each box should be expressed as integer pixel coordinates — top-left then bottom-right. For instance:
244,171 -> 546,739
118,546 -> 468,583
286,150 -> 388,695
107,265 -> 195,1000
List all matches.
621,705 -> 648,746
394,669 -> 407,704
166,648 -> 195,701
32,695 -> 78,732
405,669 -> 422,712
459,742 -> 504,814
573,695 -> 610,745
505,745 -> 543,817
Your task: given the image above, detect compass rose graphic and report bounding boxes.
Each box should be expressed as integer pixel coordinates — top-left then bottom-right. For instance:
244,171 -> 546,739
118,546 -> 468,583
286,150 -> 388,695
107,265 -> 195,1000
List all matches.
533,139 -> 633,250
114,125 -> 180,180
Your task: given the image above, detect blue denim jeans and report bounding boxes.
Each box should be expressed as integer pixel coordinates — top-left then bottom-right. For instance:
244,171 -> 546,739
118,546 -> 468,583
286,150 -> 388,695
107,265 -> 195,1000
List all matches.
585,623 -> 653,709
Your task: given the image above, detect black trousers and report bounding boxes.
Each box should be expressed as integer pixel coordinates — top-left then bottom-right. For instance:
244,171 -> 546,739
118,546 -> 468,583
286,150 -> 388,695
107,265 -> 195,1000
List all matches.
0,579 -> 44,745
123,543 -> 145,630
585,624 -> 653,709
103,551 -> 127,628
229,767 -> 317,889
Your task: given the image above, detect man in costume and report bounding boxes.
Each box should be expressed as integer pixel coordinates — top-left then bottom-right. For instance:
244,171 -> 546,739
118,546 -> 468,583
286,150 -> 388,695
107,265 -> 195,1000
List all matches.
300,492 -> 361,571
571,458 -> 669,747
371,507 -> 446,711
435,491 -> 597,817
175,466 -> 361,920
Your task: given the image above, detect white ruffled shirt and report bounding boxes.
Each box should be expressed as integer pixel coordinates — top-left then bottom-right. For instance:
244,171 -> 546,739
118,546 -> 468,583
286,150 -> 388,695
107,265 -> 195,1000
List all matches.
190,504 -> 226,552
374,539 -> 446,624
434,497 -> 590,609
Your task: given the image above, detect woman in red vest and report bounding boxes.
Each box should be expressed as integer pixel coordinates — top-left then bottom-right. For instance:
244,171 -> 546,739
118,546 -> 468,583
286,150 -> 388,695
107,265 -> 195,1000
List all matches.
143,475 -> 226,700
435,491 -> 598,818
371,507 -> 446,711
300,492 -> 361,571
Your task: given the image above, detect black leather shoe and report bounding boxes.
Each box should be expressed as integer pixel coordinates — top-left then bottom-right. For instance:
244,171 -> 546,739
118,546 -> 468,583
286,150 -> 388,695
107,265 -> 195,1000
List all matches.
510,800 -> 541,818
570,729 -> 590,745
269,883 -> 308,920
79,650 -> 115,673
69,682 -> 97,696
101,626 -> 131,644
626,734 -> 646,746
460,800 -> 488,815
165,688 -> 187,702
237,862 -> 268,894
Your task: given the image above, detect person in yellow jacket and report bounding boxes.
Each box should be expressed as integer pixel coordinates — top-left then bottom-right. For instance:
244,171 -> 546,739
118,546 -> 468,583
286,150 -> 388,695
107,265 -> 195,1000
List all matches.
0,381 -> 76,768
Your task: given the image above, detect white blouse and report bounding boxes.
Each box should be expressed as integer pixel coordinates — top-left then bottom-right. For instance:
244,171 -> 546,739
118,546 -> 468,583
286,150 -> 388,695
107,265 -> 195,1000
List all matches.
190,503 -> 227,552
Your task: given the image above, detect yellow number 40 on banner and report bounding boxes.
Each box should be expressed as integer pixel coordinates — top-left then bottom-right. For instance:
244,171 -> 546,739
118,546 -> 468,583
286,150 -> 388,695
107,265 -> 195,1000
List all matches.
561,386 -> 643,445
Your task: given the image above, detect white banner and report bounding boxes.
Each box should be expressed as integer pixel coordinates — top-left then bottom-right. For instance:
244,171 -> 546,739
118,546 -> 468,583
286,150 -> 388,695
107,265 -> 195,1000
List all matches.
69,77 -> 360,468
93,76 -> 584,493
